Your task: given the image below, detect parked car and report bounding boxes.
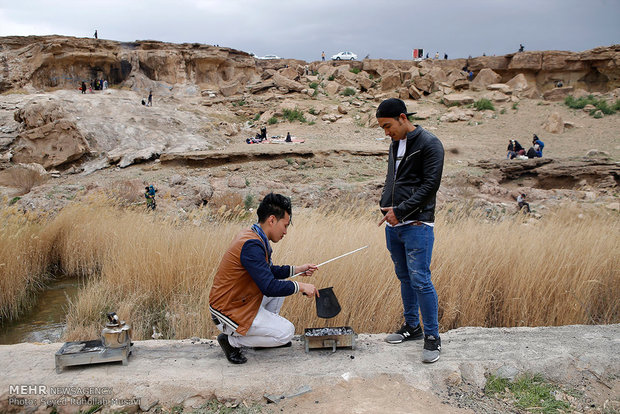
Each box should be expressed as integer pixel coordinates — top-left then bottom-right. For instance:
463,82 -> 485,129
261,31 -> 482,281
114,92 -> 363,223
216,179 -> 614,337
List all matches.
258,54 -> 281,60
331,51 -> 357,61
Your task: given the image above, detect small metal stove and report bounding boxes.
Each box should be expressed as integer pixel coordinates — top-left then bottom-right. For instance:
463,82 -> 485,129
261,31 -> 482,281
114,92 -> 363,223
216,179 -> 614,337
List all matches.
55,312 -> 132,373
303,326 -> 355,353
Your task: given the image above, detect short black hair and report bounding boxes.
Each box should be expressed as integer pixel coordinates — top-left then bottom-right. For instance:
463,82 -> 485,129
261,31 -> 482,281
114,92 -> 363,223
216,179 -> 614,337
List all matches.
257,193 -> 292,223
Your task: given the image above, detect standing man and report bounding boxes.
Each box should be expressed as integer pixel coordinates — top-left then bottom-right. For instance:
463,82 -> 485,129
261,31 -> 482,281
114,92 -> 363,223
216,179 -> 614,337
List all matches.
321,51 -> 325,61
209,193 -> 319,364
146,90 -> 153,107
376,98 -> 444,363
94,30 -> 98,39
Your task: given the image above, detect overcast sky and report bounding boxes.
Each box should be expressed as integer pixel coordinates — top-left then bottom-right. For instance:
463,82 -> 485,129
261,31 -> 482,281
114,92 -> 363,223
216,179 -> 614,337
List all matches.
0,0 -> 618,61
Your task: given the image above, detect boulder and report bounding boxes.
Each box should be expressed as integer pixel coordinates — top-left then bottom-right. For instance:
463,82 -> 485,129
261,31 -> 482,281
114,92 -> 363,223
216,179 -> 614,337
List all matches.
542,112 -> 564,134
440,108 -> 473,122
219,80 -> 241,97
443,93 -> 474,106
518,86 -> 541,99
412,76 -> 433,94
487,83 -> 512,94
272,73 -> 305,92
357,75 -> 373,91
483,91 -> 510,102
228,176 -> 247,189
426,67 -> 447,83
280,66 -> 299,80
471,68 -> 501,91
337,105 -> 348,115
325,81 -> 340,96
508,52 -> 543,70
506,73 -> 529,91
11,120 -> 89,169
408,85 -> 422,100
452,78 -> 469,90
380,71 -> 402,91
543,86 -> 574,101
14,100 -> 66,129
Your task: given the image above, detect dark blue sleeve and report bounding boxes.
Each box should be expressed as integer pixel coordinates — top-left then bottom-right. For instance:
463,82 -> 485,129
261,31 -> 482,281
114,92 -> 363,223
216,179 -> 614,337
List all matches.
240,240 -> 297,297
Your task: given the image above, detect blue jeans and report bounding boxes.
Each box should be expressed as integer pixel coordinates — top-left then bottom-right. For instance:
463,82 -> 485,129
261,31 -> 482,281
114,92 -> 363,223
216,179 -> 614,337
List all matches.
385,224 -> 439,337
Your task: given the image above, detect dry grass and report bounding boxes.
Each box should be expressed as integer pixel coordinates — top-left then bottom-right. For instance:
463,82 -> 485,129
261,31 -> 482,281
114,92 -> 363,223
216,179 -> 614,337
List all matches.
0,165 -> 49,195
0,197 -> 618,341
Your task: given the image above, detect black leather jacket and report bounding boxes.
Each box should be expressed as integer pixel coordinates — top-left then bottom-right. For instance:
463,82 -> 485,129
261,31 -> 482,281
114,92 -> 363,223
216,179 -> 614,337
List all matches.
379,126 -> 444,223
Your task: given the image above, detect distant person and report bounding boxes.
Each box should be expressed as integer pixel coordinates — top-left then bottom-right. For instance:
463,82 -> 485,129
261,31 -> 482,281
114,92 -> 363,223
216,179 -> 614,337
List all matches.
444,53 -> 448,60
376,98 -> 444,364
285,132 -> 292,142
103,79 -> 108,89
94,30 -> 98,39
260,126 -> 267,140
145,185 -> 157,210
555,80 -> 563,88
507,139 -> 524,159
517,193 -> 530,213
519,43 -> 524,52
81,81 -> 87,94
532,134 -> 544,157
209,193 -> 319,364
146,90 -> 152,107
468,70 -> 474,81
434,52 -> 439,59
322,51 -> 325,61
425,53 -> 429,59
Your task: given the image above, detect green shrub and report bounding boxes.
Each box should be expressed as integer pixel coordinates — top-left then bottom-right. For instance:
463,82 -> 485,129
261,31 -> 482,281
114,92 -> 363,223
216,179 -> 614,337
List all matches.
243,193 -> 254,210
232,100 -> 246,107
369,74 -> 374,80
308,108 -> 318,115
341,87 -> 356,96
309,81 -> 319,89
500,108 -> 506,114
565,95 -> 616,116
253,113 -> 260,121
328,75 -> 335,81
308,121 -> 316,125
282,109 -> 306,123
349,68 -> 361,74
592,110 -> 603,119
512,102 -> 519,110
474,98 -> 495,111
268,117 -> 278,125
485,373 -> 572,413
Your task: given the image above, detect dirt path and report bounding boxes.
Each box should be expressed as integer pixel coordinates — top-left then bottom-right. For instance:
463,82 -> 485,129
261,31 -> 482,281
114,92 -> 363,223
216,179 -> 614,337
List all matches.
1,324 -> 618,413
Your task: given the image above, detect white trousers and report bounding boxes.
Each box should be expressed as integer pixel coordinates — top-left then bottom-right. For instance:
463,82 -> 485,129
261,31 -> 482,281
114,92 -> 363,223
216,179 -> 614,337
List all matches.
221,296 -> 295,348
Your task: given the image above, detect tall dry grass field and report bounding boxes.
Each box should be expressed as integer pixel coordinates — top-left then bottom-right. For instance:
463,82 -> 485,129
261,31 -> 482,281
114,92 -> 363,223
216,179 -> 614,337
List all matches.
0,196 -> 617,341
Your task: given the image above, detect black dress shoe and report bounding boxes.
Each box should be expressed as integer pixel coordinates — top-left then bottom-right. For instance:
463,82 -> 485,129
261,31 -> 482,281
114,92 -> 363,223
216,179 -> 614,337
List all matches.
217,333 -> 247,364
254,341 -> 292,351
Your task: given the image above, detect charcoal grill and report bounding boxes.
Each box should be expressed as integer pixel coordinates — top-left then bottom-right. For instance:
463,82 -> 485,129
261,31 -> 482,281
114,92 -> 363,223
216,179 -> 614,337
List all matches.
303,326 -> 355,353
54,339 -> 131,373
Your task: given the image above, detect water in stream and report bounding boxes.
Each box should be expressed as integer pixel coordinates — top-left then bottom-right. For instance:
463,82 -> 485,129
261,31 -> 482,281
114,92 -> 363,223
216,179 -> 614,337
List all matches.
0,278 -> 81,344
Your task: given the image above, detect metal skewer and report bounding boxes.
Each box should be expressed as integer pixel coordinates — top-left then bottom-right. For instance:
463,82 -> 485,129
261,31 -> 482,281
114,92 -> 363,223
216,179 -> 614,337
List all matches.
291,245 -> 369,278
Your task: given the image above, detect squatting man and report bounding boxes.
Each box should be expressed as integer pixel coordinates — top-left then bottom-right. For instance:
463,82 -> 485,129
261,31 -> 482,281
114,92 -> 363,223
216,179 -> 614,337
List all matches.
209,193 -> 319,364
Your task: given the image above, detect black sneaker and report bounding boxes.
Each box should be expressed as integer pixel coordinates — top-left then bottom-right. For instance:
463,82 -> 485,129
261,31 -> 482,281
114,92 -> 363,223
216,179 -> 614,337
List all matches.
421,335 -> 441,363
385,323 -> 423,344
217,333 -> 247,364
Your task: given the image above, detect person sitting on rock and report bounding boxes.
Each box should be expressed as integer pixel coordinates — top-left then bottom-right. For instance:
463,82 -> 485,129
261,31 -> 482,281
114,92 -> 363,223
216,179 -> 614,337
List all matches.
285,132 -> 292,142
517,193 -> 530,213
507,139 -> 524,159
532,134 -> 544,157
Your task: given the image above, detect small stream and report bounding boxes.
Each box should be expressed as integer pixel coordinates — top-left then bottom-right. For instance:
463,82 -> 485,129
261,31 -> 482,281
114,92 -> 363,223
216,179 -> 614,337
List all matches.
0,278 -> 81,344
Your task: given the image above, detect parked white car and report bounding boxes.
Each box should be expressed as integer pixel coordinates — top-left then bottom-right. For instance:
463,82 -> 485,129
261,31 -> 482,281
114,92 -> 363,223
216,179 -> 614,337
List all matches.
331,51 -> 357,60
258,54 -> 281,60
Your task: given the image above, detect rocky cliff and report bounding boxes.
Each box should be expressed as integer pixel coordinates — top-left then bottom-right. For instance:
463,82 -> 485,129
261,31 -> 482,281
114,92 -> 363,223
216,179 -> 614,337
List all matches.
1,36 -> 619,97
0,35 -> 259,96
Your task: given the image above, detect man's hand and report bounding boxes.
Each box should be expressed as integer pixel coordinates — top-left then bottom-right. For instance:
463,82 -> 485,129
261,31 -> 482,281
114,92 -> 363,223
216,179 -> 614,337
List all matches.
378,207 -> 399,226
295,264 -> 318,276
298,282 -> 319,297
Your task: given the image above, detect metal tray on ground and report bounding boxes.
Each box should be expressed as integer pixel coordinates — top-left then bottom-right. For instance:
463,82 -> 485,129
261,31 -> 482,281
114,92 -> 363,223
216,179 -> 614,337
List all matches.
54,339 -> 131,373
303,326 -> 355,353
